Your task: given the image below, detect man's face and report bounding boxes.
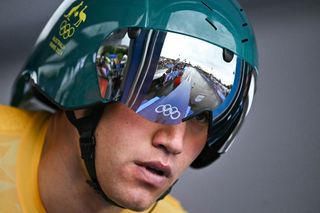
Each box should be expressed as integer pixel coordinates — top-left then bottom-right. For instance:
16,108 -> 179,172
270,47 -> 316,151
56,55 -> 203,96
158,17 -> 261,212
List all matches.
95,103 -> 208,211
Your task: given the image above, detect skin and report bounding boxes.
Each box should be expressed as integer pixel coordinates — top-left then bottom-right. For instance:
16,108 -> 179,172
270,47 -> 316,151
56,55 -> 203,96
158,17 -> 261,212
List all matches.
39,103 -> 208,212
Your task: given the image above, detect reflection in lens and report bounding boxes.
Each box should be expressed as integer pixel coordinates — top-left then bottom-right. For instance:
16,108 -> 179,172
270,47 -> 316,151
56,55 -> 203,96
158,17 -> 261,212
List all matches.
96,28 -> 239,125
96,30 -> 130,99
142,32 -> 237,119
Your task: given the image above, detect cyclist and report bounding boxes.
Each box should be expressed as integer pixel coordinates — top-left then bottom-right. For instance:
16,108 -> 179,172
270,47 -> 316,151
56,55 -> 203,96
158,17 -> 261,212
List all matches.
1,0 -> 258,212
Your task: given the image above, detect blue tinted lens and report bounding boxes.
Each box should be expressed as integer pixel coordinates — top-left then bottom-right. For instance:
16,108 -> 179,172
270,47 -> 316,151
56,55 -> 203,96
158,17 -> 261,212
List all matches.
96,28 -> 241,125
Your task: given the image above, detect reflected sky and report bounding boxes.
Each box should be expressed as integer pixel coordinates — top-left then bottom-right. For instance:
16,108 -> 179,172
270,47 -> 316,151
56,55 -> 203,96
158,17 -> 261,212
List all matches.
160,32 -> 236,85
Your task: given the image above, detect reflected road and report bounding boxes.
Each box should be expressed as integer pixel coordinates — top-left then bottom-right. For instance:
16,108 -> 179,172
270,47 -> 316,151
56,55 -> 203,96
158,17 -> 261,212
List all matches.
182,67 -> 222,111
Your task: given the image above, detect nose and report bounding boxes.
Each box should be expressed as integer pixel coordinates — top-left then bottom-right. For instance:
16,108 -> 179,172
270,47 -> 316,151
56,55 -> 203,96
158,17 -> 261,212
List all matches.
152,122 -> 187,155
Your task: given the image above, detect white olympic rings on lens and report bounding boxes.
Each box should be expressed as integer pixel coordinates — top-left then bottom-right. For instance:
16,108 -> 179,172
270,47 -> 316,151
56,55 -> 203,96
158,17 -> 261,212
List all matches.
155,104 -> 181,120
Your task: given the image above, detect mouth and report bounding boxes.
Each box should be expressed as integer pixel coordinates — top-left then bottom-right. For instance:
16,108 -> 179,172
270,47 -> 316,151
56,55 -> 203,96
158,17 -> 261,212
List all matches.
146,165 -> 166,176
134,161 -> 172,187
140,162 -> 171,178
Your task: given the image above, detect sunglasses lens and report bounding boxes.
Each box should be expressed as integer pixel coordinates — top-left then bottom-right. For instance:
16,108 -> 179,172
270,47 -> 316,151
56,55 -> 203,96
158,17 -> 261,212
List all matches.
96,28 -> 242,125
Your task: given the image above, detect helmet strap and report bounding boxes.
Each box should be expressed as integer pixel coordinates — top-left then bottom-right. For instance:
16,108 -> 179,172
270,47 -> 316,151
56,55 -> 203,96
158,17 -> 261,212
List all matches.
65,104 -> 174,209
65,105 -> 124,207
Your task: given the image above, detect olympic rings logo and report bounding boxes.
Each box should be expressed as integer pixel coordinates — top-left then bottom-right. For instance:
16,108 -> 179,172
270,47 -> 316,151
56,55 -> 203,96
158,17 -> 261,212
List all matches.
59,20 -> 75,39
155,104 -> 181,120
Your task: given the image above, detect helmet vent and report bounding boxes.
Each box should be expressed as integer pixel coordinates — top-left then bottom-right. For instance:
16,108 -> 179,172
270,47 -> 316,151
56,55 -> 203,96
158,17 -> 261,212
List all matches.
242,23 -> 248,27
128,27 -> 141,39
205,18 -> 217,31
241,38 -> 249,43
223,48 -> 234,63
201,1 -> 213,11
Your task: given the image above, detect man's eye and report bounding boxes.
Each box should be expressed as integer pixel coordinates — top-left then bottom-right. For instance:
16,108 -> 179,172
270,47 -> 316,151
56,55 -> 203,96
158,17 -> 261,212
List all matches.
193,112 -> 210,124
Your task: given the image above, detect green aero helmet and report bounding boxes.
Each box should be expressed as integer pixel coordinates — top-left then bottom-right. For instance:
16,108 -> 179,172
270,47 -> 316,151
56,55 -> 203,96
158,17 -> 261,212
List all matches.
11,0 -> 258,169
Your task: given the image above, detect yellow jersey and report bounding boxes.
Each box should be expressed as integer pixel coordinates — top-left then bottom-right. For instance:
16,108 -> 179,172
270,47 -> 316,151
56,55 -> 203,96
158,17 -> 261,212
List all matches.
0,105 -> 187,213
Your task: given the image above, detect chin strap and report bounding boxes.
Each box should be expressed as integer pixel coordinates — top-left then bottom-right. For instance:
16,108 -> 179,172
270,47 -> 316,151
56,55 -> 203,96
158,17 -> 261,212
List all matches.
65,105 -> 174,210
65,105 -> 119,205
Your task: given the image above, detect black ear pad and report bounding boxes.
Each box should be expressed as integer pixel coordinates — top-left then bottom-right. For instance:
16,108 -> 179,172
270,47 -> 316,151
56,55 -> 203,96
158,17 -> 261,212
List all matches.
190,144 -> 221,169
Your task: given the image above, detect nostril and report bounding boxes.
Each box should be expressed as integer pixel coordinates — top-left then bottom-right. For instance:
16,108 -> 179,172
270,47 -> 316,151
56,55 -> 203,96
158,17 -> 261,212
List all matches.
152,124 -> 185,155
154,139 -> 182,155
157,144 -> 170,154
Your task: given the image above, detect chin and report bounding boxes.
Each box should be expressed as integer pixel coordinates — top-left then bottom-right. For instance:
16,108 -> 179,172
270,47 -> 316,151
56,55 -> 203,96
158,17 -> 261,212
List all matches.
123,203 -> 153,212
116,198 -> 155,212
110,189 -> 157,211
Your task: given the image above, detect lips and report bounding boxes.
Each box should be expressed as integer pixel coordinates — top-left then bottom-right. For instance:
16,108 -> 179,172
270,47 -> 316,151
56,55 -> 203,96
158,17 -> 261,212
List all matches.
136,161 -> 172,178
134,161 -> 172,188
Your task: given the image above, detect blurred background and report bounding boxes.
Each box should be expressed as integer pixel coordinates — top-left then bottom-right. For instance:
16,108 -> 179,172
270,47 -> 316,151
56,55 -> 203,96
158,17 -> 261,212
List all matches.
1,0 -> 320,212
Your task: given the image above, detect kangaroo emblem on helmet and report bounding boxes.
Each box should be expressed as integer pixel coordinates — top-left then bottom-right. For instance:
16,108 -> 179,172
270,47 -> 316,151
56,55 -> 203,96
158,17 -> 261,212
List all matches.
64,1 -> 84,21
74,6 -> 88,27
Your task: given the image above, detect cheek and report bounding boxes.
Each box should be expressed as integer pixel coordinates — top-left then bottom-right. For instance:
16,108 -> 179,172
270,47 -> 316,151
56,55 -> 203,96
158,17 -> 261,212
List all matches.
94,114 -> 131,174
94,123 -> 137,198
94,108 -> 155,172
182,131 -> 207,165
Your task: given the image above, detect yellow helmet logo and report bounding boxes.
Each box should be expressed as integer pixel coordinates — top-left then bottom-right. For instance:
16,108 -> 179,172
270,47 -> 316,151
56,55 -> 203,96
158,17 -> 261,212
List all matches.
59,1 -> 88,39
64,1 -> 88,27
49,1 -> 89,55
